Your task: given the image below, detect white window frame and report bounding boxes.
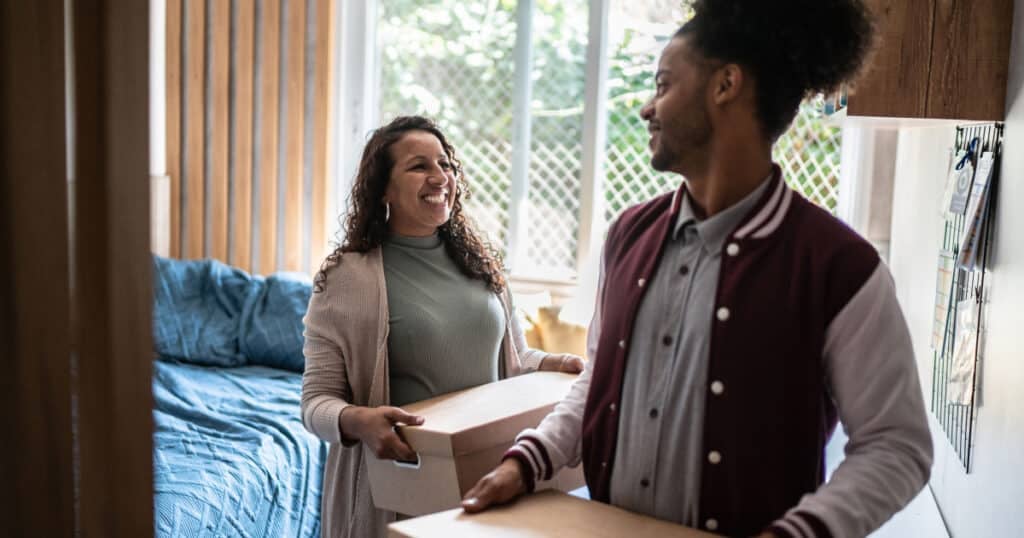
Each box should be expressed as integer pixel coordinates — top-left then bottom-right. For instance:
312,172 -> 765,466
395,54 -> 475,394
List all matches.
333,0 -> 381,244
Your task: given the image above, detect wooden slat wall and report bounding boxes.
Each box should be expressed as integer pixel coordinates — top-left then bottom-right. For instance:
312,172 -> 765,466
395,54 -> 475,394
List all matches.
258,0 -> 281,274
283,0 -> 306,272
233,1 -> 256,271
210,0 -> 231,261
310,0 -> 335,269
167,0 -> 183,257
184,0 -> 206,259
166,0 -> 335,275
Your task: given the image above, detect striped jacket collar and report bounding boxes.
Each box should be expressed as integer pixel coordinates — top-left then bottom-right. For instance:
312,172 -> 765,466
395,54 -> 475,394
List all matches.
667,164 -> 792,243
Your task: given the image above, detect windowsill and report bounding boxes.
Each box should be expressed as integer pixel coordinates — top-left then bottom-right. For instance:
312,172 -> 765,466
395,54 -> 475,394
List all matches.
509,273 -> 579,306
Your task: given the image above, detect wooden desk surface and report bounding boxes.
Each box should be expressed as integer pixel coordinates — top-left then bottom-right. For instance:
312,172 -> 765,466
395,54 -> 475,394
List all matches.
388,490 -> 719,538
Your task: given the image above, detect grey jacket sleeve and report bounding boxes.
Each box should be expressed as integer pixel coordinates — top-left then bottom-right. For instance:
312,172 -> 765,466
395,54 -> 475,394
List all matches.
772,263 -> 934,538
506,248 -> 606,482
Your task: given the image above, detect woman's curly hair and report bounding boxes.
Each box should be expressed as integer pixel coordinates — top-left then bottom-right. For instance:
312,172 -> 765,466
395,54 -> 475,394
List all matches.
313,116 -> 506,294
677,0 -> 876,141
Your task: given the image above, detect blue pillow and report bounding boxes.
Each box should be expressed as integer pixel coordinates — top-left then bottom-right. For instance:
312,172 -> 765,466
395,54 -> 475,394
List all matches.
152,256 -> 258,367
152,256 -> 313,371
239,272 -> 312,373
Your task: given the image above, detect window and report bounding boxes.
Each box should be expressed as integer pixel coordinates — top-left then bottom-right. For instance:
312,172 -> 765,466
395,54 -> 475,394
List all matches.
364,0 -> 842,283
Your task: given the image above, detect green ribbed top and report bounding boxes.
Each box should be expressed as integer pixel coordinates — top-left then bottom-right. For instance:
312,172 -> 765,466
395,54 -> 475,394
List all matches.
382,233 -> 504,406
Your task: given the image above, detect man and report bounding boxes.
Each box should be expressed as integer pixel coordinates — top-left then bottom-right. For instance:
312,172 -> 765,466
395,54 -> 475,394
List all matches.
461,1 -> 933,537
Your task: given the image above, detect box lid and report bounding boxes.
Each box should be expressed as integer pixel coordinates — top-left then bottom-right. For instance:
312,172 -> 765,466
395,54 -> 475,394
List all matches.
398,372 -> 577,457
387,490 -> 719,537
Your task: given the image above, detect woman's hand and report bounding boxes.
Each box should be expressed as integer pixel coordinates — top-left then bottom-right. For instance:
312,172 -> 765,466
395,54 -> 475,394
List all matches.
539,353 -> 585,374
339,406 -> 424,461
461,458 -> 528,513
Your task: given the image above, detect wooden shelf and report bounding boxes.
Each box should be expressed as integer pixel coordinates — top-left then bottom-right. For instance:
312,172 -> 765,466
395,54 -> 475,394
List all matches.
848,0 -> 1014,121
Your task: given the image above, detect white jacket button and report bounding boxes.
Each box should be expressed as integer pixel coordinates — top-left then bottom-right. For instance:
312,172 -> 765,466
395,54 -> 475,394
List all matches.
726,243 -> 740,256
705,519 -> 719,531
708,450 -> 722,464
716,307 -> 730,321
710,380 -> 725,395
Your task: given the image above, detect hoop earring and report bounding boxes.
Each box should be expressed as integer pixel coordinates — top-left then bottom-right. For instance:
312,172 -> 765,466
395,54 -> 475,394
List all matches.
384,202 -> 391,222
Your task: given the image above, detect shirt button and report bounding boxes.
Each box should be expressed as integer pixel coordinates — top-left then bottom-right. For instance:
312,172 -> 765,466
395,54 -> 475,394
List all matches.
710,380 -> 725,395
640,478 -> 650,488
618,339 -> 626,349
716,307 -> 730,321
662,334 -> 673,346
637,278 -> 646,288
679,265 -> 690,276
705,519 -> 719,531
649,408 -> 658,419
726,242 -> 740,256
708,450 -> 722,464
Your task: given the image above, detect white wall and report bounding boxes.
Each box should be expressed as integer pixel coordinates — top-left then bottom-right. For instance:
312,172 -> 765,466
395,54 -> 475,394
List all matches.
149,0 -> 170,256
888,1 -> 1024,535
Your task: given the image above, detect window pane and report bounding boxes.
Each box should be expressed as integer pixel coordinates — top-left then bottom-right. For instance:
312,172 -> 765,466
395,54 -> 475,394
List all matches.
523,0 -> 588,279
773,99 -> 842,213
603,1 -> 689,224
601,2 -> 841,220
378,0 -> 518,250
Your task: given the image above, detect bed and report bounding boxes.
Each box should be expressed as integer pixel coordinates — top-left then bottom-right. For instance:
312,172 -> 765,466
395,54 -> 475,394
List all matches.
152,256 -> 327,537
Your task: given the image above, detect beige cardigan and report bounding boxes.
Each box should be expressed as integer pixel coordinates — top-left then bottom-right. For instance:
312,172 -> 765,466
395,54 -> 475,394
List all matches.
301,247 -> 545,538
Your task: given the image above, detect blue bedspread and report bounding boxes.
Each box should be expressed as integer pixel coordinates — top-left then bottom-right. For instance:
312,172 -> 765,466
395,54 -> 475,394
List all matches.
153,359 -> 327,537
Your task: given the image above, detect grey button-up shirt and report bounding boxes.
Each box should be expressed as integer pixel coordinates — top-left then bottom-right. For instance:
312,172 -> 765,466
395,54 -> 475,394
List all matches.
609,178 -> 771,525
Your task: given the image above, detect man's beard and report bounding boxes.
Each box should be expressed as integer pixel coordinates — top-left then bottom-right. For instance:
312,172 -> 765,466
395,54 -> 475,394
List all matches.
650,115 -> 710,173
650,143 -> 673,171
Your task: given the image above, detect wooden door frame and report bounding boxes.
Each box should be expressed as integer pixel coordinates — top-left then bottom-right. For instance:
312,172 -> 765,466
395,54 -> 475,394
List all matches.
0,1 -> 154,536
72,1 -> 154,536
0,1 -> 76,535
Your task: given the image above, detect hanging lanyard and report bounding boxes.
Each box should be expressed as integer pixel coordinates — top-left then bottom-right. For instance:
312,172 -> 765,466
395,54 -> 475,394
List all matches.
956,137 -> 980,170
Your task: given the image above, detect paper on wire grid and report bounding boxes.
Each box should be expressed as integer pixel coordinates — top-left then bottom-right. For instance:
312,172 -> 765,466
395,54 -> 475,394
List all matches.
931,250 -> 957,351
948,157 -> 975,215
958,151 -> 996,270
947,298 -> 980,406
941,149 -> 968,216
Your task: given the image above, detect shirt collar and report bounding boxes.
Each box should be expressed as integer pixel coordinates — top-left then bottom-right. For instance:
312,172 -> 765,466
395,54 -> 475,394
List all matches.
673,173 -> 774,252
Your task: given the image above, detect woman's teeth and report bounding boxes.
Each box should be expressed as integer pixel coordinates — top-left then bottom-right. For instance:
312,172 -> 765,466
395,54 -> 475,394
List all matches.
423,193 -> 446,204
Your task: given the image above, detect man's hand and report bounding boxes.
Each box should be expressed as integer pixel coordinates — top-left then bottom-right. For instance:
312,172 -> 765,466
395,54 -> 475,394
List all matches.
339,406 -> 423,461
461,458 -> 528,513
539,353 -> 585,374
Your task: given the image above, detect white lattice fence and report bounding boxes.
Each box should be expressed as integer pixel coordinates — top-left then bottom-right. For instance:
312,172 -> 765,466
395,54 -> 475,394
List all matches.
604,103 -> 842,220
378,0 -> 841,280
521,0 -> 588,275
460,141 -> 511,248
379,0 -> 517,249
773,101 -> 842,212
526,142 -> 582,273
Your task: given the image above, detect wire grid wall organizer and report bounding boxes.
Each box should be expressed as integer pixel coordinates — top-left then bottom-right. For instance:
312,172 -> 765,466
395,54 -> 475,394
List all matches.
931,122 -> 1003,472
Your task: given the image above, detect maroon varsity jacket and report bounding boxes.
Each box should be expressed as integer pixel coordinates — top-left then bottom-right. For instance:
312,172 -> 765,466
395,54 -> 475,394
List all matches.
581,166 -> 879,536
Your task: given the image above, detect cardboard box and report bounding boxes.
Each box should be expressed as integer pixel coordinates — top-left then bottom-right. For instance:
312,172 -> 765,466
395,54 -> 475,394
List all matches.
387,490 -> 719,537
367,372 -> 586,516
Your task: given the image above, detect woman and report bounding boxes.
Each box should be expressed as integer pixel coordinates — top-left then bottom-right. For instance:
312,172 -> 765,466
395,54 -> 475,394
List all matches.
301,115 -> 583,538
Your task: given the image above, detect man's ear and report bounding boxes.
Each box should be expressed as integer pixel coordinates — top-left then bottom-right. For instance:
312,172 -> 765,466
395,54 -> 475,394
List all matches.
711,63 -> 745,106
